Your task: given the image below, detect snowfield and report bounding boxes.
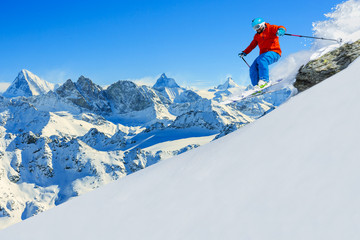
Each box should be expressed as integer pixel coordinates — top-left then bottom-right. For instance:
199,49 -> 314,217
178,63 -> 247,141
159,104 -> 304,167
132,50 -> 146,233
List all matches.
1,52 -> 360,240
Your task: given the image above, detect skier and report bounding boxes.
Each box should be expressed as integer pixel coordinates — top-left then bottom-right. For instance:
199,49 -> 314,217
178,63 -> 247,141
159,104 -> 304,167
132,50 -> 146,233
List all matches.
238,18 -> 286,88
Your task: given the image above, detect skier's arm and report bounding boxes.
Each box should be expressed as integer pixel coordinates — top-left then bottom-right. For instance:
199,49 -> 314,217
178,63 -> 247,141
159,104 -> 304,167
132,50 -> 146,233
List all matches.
243,39 -> 258,55
270,24 -> 286,36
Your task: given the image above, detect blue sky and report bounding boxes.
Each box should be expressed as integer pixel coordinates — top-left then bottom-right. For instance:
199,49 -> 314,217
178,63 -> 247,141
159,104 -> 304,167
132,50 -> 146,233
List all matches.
0,0 -> 342,88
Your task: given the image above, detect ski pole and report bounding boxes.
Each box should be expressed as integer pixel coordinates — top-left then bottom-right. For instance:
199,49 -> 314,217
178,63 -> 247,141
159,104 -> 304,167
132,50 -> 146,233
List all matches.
284,33 -> 342,43
241,56 -> 251,68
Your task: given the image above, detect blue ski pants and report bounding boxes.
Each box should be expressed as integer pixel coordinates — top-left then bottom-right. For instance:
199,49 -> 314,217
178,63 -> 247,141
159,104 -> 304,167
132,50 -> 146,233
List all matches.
250,51 -> 281,86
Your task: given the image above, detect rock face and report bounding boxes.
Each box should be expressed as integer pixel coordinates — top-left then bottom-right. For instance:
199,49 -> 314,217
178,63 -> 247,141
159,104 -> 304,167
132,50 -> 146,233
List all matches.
295,39 -> 360,92
106,80 -> 169,114
56,77 -> 111,113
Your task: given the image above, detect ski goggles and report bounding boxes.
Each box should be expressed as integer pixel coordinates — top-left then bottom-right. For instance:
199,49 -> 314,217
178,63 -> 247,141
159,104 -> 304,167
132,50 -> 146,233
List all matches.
253,22 -> 265,31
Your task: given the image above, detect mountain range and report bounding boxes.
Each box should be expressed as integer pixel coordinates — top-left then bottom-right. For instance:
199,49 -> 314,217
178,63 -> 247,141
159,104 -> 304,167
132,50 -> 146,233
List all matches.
0,68 -> 295,229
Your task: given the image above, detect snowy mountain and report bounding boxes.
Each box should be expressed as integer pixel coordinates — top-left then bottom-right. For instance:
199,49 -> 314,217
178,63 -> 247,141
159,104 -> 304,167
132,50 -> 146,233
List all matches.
2,49 -> 360,240
0,70 -> 293,229
55,76 -> 110,113
215,76 -> 240,90
2,70 -> 55,98
152,73 -> 203,104
152,73 -> 184,102
153,73 -> 181,89
197,77 -> 246,102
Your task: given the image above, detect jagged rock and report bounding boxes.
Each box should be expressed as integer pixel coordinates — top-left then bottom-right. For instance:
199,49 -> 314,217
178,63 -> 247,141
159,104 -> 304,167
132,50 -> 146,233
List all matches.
215,122 -> 246,140
109,130 -> 128,146
231,98 -> 274,119
171,111 -> 224,130
168,98 -> 212,116
56,79 -> 89,108
55,77 -> 111,113
143,122 -> 166,133
0,205 -> 11,217
75,76 -> 111,113
106,81 -> 155,113
25,132 -> 40,144
295,39 -> 360,92
21,202 -> 45,220
81,113 -> 107,125
79,128 -> 110,148
124,144 -> 199,173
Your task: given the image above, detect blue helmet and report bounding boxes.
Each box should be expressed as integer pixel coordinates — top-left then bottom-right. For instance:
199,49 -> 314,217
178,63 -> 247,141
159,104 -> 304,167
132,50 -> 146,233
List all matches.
252,18 -> 265,30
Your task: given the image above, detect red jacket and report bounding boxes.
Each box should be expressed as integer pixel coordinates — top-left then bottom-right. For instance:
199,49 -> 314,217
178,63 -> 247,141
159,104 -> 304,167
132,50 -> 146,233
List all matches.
243,23 -> 286,56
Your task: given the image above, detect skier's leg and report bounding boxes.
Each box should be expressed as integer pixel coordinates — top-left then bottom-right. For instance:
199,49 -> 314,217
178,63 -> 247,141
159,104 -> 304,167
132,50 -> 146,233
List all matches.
250,59 -> 259,86
257,51 -> 281,82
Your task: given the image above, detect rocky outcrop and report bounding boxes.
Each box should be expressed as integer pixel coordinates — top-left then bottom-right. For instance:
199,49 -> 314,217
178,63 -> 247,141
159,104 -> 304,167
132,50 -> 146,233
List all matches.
56,79 -> 90,109
171,111 -> 224,130
295,39 -> 360,92
105,80 -> 170,114
55,77 -> 111,113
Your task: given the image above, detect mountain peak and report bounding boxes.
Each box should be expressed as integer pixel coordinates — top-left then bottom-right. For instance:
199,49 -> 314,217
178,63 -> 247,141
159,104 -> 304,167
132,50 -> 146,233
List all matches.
76,76 -> 97,88
216,77 -> 240,90
153,73 -> 180,90
2,69 -> 55,98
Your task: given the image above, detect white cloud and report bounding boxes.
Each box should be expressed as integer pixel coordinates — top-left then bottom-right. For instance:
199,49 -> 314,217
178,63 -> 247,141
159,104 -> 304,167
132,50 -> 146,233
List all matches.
129,76 -> 158,87
39,70 -> 70,85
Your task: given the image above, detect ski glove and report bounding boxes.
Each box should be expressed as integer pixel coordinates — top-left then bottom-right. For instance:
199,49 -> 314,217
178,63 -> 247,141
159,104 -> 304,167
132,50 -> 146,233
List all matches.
276,28 -> 286,37
238,52 -> 247,57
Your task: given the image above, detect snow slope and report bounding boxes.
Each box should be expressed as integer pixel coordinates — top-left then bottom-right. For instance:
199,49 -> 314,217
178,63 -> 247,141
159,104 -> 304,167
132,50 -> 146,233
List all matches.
1,55 -> 360,240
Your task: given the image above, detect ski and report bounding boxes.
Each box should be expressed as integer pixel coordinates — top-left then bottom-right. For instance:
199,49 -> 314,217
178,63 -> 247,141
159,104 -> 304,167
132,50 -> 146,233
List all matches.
224,79 -> 284,104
